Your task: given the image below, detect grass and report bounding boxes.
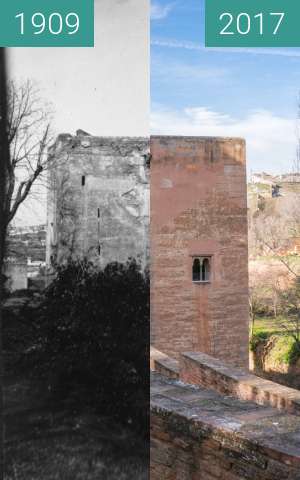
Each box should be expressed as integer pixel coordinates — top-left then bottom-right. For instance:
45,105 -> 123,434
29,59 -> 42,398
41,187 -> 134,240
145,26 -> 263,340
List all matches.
266,335 -> 299,366
5,421 -> 148,480
252,315 -> 294,336
4,383 -> 149,480
251,315 -> 300,366
3,297 -> 149,480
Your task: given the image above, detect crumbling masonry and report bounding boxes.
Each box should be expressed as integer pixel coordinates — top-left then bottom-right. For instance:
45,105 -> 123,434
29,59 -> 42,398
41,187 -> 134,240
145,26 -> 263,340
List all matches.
47,133 -> 249,367
46,132 -> 150,268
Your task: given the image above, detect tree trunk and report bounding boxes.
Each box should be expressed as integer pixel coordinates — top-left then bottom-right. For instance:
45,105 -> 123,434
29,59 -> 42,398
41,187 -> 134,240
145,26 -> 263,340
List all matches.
0,47 -> 9,480
250,313 -> 255,339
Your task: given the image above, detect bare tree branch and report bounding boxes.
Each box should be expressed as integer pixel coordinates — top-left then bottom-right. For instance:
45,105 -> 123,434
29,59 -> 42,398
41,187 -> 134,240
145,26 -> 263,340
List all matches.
261,239 -> 298,278
1,79 -> 53,229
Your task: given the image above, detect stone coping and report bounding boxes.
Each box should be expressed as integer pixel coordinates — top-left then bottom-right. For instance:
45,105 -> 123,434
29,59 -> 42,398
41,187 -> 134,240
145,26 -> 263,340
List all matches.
151,135 -> 245,143
151,372 -> 300,468
180,351 -> 300,415
150,347 -> 179,380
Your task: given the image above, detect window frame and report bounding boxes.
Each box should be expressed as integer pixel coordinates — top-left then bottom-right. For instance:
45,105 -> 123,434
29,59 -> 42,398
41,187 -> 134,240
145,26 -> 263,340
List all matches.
191,255 -> 212,284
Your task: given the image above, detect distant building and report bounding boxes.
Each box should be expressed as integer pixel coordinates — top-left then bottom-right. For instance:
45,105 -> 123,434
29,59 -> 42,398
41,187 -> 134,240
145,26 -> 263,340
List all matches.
4,260 -> 28,291
248,171 -> 300,219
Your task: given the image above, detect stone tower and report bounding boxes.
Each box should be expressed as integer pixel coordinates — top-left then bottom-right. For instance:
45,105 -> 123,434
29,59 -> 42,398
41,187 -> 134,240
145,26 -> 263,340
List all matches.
47,133 -> 249,367
46,132 -> 150,268
150,136 -> 249,367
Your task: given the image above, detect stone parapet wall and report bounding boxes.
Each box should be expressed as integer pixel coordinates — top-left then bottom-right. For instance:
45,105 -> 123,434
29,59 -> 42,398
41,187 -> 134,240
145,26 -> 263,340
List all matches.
180,351 -> 300,415
151,371 -> 300,480
150,346 -> 179,380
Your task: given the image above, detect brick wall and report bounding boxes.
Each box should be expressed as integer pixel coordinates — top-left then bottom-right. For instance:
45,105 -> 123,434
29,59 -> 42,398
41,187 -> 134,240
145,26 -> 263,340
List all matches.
180,351 -> 300,415
150,346 -> 179,380
150,136 -> 249,367
151,371 -> 300,480
151,412 -> 300,480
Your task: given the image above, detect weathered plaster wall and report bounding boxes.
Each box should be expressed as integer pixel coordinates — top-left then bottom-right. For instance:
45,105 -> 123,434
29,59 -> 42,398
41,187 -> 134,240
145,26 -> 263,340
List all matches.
47,133 -> 150,268
150,136 -> 249,367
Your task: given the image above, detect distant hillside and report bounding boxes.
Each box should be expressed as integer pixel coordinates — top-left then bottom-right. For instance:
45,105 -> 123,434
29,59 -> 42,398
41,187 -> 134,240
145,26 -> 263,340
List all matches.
248,172 -> 300,212
248,173 -> 300,258
7,224 -> 46,262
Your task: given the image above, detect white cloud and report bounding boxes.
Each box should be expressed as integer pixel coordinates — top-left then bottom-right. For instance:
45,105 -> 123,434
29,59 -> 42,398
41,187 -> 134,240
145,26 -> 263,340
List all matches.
151,38 -> 300,58
151,2 -> 174,20
151,105 -> 297,173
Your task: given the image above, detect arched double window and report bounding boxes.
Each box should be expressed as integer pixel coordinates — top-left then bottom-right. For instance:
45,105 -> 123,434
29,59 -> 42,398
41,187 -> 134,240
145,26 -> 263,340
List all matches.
192,257 -> 211,283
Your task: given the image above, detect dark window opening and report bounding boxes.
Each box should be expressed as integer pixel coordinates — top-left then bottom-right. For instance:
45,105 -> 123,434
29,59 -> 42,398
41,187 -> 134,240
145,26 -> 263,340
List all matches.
193,258 -> 201,282
81,176 -> 85,186
97,207 -> 101,255
192,257 -> 211,283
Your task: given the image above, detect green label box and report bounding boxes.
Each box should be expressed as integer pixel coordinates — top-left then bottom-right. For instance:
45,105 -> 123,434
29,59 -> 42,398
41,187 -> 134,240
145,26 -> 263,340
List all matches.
0,0 -> 94,47
206,0 -> 300,47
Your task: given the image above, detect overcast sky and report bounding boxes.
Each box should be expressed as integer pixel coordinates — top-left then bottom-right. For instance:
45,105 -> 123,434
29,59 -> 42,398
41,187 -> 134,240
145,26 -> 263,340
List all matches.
8,0 -> 149,138
8,0 -> 149,226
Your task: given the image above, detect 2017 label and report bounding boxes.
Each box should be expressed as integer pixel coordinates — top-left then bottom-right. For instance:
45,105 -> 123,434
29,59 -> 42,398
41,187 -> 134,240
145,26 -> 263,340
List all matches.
205,0 -> 300,47
219,12 -> 285,36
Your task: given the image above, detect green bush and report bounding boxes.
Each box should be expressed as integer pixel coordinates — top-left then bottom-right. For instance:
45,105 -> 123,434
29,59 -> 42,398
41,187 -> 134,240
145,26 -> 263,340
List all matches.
285,339 -> 300,364
249,331 -> 269,352
250,332 -> 300,366
272,336 -> 300,365
24,258 -> 149,433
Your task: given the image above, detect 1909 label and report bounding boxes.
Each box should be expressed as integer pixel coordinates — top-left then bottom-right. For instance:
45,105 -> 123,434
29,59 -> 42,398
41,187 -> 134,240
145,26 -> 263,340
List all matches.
0,0 -> 94,47
15,12 -> 80,36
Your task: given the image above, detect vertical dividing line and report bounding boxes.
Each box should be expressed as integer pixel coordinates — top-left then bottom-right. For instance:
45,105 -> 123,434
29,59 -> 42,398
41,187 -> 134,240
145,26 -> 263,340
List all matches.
97,207 -> 101,256
82,175 -> 88,255
0,47 -> 9,480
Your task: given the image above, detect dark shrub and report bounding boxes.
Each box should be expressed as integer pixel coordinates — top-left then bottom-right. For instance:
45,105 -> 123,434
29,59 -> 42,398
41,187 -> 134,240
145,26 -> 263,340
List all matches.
1,272 -> 10,299
25,258 -> 149,432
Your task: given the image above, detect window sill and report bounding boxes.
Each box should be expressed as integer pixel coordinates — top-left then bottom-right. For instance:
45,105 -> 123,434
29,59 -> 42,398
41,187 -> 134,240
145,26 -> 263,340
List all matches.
192,281 -> 211,284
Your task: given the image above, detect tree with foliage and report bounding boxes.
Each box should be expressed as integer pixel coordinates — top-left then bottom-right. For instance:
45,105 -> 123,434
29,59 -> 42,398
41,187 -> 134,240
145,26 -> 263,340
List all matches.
23,259 -> 150,433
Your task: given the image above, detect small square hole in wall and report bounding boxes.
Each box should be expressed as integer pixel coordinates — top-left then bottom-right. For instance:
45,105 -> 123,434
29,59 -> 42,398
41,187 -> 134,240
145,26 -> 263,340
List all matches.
192,256 -> 212,283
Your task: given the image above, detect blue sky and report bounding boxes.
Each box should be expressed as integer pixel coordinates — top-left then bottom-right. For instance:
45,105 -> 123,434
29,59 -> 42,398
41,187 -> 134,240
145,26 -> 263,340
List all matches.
151,0 -> 300,173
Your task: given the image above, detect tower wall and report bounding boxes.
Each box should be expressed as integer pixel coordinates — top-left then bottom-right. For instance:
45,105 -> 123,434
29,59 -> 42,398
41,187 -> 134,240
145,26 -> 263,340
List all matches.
150,136 -> 249,367
46,134 -> 150,268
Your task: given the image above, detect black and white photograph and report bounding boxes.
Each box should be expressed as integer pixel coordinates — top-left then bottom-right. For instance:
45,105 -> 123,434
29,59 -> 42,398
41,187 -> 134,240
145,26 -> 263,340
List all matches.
1,1 -> 149,478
